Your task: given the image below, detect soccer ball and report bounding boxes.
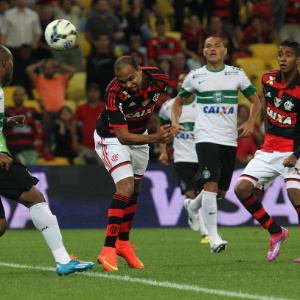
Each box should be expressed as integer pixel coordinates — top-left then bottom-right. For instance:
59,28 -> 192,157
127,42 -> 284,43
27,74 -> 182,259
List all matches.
44,19 -> 77,51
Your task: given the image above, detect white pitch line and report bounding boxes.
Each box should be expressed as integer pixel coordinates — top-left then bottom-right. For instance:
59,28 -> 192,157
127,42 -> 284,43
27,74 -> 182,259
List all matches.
0,262 -> 291,300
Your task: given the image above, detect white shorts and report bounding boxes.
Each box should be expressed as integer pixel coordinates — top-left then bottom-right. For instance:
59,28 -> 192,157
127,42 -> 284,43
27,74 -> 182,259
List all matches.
238,150 -> 300,190
94,130 -> 149,184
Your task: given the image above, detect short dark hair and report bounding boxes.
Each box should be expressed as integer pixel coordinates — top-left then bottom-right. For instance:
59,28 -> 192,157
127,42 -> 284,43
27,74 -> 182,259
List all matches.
280,39 -> 300,57
114,56 -> 139,72
204,36 -> 225,47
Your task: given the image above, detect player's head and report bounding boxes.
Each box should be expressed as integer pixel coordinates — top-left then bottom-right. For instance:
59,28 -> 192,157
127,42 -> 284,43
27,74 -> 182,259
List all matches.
0,45 -> 13,85
278,39 -> 300,73
203,36 -> 227,65
114,56 -> 143,95
177,71 -> 189,91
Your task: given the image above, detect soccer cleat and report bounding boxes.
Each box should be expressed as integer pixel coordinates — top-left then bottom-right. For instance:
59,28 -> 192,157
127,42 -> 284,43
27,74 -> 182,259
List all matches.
210,238 -> 228,253
56,254 -> 94,275
200,235 -> 210,244
98,246 -> 118,271
116,239 -> 144,269
183,198 -> 200,231
294,258 -> 300,263
267,227 -> 289,261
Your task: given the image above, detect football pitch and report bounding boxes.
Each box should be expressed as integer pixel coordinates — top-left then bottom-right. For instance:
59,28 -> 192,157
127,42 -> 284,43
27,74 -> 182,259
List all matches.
0,227 -> 300,300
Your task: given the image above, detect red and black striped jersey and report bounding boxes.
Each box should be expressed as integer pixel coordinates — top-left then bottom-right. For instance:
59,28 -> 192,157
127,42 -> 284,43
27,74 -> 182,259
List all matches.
261,70 -> 300,152
96,67 -> 168,138
285,0 -> 300,24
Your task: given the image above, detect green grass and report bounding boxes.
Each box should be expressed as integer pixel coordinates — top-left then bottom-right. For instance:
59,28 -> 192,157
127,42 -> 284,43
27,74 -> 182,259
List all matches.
0,227 -> 300,300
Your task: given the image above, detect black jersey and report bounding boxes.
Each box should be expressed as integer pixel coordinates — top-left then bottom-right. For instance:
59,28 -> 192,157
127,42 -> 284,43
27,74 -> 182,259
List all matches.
261,70 -> 300,152
96,66 -> 168,138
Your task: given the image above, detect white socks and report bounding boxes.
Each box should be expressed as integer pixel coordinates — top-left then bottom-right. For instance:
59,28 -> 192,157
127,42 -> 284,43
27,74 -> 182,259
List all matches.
29,203 -> 70,264
189,190 -> 203,211
201,191 -> 219,244
198,208 -> 208,236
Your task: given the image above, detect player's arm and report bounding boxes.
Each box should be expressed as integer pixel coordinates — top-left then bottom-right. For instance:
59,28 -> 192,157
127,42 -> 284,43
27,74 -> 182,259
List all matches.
172,93 -> 189,131
238,93 -> 261,137
114,125 -> 176,145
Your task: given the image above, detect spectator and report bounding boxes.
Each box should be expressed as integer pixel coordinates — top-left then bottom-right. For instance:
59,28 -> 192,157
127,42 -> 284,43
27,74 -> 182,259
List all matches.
252,0 -> 273,28
52,105 -> 77,164
35,4 -> 53,60
26,58 -> 76,145
181,14 -> 206,68
72,83 -> 105,165
0,0 -> 10,28
11,44 -> 37,99
238,0 -> 254,26
242,16 -> 273,48
124,34 -> 146,66
3,87 -> 41,165
52,0 -> 84,71
238,104 -> 264,148
0,0 -> 42,60
86,33 -> 117,97
236,117 -> 258,164
147,18 -> 182,66
85,0 -> 125,53
124,0 -> 151,45
274,0 -> 300,42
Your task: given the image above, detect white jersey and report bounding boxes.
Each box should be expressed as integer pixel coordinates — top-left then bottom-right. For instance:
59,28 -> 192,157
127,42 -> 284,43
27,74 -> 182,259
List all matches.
180,64 -> 257,147
159,97 -> 198,163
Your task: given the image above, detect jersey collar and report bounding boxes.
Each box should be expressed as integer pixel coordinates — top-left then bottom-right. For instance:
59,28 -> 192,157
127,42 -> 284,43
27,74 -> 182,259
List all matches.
276,70 -> 300,88
205,64 -> 226,73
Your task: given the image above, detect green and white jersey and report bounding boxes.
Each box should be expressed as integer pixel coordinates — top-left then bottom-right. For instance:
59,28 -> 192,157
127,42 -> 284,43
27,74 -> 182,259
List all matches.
179,64 -> 257,146
0,85 -> 4,150
159,97 -> 198,163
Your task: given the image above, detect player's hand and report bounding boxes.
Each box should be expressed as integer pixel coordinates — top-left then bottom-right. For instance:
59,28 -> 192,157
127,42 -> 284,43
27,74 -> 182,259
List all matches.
0,152 -> 13,170
156,124 -> 177,144
283,154 -> 297,168
5,115 -> 26,127
237,121 -> 254,137
158,152 -> 169,165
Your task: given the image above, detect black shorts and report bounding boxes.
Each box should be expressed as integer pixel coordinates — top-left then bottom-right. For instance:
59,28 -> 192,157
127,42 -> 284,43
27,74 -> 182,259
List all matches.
196,142 -> 236,191
174,162 -> 202,195
0,154 -> 39,201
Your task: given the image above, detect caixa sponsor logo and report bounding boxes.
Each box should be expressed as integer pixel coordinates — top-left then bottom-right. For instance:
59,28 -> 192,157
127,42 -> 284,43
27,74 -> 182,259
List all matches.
203,106 -> 234,114
125,108 -> 153,119
176,132 -> 194,140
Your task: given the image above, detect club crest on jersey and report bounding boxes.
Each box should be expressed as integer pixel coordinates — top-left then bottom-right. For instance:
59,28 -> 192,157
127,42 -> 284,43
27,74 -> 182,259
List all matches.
213,91 -> 224,103
284,100 -> 294,111
142,99 -> 151,106
274,97 -> 282,107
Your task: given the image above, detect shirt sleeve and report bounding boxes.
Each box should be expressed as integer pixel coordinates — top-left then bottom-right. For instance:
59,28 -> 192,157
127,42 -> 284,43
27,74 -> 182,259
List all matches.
106,90 -> 127,128
239,69 -> 258,97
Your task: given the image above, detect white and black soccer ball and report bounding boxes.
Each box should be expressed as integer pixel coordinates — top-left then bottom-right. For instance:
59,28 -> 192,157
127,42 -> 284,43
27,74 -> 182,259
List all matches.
44,19 -> 77,51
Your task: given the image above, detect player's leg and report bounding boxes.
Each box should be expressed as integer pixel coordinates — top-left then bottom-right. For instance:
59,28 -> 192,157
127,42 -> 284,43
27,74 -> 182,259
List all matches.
234,151 -> 287,261
95,136 -> 137,271
1,158 -> 94,275
0,199 -> 7,237
115,144 -> 149,269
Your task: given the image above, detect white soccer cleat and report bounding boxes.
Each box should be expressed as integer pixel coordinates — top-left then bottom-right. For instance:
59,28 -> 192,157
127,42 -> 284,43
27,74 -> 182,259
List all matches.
183,198 -> 200,231
210,238 -> 228,253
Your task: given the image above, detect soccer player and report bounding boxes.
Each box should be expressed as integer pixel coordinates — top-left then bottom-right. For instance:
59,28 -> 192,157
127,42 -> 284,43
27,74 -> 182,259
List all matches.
94,56 -> 177,271
158,72 -> 209,243
234,39 -> 300,262
172,36 -> 261,253
0,45 -> 94,275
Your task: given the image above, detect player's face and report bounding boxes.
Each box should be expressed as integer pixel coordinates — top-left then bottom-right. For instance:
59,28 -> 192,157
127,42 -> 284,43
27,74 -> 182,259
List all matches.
278,46 -> 300,73
2,52 -> 13,85
116,65 -> 142,95
203,37 -> 227,64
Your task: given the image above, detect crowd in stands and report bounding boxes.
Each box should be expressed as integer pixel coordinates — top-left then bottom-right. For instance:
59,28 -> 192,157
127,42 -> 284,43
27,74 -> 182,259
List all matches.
0,0 -> 299,165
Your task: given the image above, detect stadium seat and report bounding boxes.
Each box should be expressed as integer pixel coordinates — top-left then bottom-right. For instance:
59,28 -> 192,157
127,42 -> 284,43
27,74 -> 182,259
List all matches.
24,99 -> 41,111
248,44 -> 278,69
38,156 -> 70,166
236,58 -> 267,95
3,86 -> 17,107
166,31 -> 181,40
66,72 -> 86,102
266,58 -> 279,71
79,33 -> 91,57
